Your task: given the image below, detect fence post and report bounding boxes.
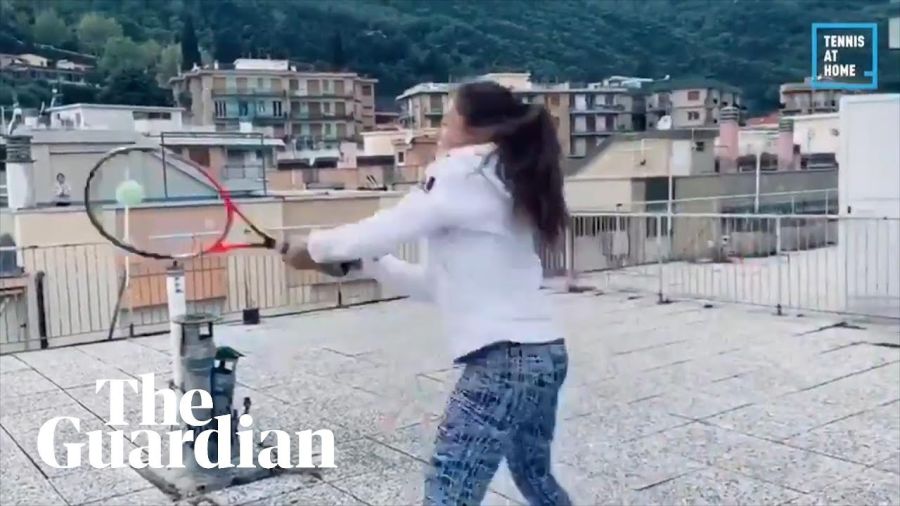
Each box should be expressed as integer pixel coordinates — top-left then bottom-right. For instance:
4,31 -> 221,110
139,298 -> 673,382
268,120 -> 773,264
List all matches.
565,219 -> 575,289
166,262 -> 187,388
775,216 -> 783,316
657,215 -> 665,303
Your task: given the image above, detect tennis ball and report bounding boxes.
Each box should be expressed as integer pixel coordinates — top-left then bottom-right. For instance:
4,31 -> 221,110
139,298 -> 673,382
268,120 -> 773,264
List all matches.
115,179 -> 145,207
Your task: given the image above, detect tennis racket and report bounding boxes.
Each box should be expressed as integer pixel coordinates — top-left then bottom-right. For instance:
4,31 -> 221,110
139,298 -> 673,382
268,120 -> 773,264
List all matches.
83,145 -> 358,275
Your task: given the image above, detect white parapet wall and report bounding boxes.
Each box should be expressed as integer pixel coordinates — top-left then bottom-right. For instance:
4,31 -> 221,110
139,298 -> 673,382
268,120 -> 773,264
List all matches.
838,94 -> 900,318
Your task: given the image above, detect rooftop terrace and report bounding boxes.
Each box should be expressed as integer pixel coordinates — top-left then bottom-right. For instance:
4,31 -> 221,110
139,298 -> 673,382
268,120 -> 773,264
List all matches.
1,275 -> 898,505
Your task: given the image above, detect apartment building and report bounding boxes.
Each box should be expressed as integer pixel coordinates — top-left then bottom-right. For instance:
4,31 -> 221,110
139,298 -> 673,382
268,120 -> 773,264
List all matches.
396,73 -> 639,157
779,78 -> 848,115
645,79 -> 742,129
0,53 -> 92,86
169,59 -> 377,148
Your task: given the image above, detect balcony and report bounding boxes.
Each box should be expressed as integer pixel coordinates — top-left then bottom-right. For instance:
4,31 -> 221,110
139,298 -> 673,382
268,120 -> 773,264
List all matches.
570,104 -> 625,114
290,111 -> 355,121
288,90 -> 355,99
214,110 -> 287,122
424,108 -> 444,117
212,88 -> 286,97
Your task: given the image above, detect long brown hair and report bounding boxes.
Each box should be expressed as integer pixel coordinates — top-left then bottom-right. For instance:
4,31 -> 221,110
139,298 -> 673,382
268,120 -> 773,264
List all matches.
453,80 -> 568,244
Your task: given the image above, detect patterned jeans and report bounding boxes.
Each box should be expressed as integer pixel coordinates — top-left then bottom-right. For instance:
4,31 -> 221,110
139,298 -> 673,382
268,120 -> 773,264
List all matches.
424,339 -> 572,506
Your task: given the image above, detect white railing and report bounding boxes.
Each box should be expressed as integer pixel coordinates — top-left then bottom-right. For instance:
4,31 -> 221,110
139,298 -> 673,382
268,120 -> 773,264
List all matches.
4,211 -> 897,353
0,238 -> 420,354
548,212 -> 900,320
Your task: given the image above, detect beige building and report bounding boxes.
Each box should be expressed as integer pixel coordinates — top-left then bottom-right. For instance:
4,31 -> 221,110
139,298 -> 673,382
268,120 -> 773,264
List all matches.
779,78 -> 848,116
565,129 -> 719,210
169,59 -> 377,143
645,79 -> 742,129
396,73 -> 639,158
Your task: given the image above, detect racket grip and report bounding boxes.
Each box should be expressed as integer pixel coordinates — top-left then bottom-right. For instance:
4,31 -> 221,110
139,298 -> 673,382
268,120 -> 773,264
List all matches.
320,259 -> 362,277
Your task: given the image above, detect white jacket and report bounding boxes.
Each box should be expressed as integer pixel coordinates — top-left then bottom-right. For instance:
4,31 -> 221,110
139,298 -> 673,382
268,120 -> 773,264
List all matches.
307,143 -> 562,359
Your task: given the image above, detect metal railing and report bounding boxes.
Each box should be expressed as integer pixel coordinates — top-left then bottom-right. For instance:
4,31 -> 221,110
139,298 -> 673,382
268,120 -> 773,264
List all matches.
0,238 -> 420,354
3,210 -> 896,353
547,212 -> 900,320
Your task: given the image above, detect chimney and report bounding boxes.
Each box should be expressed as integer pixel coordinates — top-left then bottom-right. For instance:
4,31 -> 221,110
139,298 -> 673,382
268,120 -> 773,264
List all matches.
718,106 -> 740,173
5,135 -> 36,209
777,117 -> 796,170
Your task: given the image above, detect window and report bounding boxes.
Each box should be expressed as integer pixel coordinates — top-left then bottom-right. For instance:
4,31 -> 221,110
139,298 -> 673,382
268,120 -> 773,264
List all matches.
687,90 -> 701,101
336,123 -> 347,138
289,79 -> 299,91
397,151 -> 405,164
336,101 -> 346,116
687,111 -> 700,121
324,123 -> 333,136
429,95 -> 443,111
256,101 -> 265,113
323,102 -> 332,114
694,141 -> 705,152
308,80 -> 320,94
334,80 -> 345,95
361,85 -> 372,96
272,101 -> 283,117
256,78 -> 264,89
605,115 -> 614,131
238,101 -> 249,116
213,77 -> 226,91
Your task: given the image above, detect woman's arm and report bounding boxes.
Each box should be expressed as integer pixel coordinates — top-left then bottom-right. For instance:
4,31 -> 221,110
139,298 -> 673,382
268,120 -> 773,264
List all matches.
362,255 -> 432,301
306,158 -> 465,263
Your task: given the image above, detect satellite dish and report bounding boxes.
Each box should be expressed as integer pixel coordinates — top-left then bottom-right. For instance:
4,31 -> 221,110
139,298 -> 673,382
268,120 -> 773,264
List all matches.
657,115 -> 672,130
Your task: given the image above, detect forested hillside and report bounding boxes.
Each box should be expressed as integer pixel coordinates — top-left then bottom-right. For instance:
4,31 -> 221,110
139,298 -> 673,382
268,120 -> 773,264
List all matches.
1,0 -> 897,113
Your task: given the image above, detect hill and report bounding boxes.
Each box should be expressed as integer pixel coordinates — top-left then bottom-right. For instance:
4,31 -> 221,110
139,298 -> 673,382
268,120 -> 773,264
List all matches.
1,0 -> 897,113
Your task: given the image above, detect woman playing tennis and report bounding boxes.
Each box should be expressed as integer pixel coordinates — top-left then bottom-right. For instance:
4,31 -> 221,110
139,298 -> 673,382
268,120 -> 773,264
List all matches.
283,80 -> 572,506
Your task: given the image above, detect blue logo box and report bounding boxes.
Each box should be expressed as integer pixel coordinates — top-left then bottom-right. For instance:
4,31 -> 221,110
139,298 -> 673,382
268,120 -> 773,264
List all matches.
811,23 -> 878,90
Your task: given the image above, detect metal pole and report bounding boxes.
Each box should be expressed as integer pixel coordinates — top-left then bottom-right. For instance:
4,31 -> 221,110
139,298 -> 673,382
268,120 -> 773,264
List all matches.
775,216 -> 783,315
166,262 -> 187,389
260,133 -> 268,196
657,215 -> 664,303
754,149 -> 761,213
667,158 -> 673,238
161,132 -> 169,199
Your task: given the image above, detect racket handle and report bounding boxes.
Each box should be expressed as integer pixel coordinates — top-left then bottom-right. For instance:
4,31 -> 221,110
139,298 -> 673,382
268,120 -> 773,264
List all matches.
320,260 -> 362,277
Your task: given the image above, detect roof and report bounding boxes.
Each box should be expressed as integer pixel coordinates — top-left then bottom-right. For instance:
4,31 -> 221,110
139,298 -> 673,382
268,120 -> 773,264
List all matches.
2,263 -> 894,500
158,136 -> 284,148
746,112 -> 781,127
649,78 -> 742,94
47,103 -> 185,113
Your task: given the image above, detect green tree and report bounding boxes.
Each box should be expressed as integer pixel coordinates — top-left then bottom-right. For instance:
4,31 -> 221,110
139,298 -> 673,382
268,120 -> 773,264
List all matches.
99,67 -> 171,106
140,39 -> 161,67
213,28 -> 241,63
157,43 -> 181,85
76,13 -> 123,54
99,36 -> 150,73
32,10 -> 69,47
180,14 -> 201,71
330,30 -> 345,70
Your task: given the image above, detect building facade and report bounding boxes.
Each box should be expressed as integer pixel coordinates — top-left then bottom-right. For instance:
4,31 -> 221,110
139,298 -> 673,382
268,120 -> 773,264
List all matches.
0,53 -> 92,86
169,59 -> 377,148
396,73 -> 641,158
779,78 -> 848,116
645,79 -> 742,129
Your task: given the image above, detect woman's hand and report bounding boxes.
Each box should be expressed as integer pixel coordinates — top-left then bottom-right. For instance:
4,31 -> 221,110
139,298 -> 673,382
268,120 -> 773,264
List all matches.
279,239 -> 360,277
279,239 -> 319,271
